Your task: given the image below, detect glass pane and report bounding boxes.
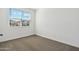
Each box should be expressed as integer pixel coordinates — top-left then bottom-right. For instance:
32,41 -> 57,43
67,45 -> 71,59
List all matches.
9,9 -> 22,26
22,12 -> 31,20
9,8 -> 31,26
10,9 -> 22,20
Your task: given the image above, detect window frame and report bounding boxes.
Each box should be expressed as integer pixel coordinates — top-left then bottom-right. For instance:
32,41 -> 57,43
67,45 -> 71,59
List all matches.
9,8 -> 32,26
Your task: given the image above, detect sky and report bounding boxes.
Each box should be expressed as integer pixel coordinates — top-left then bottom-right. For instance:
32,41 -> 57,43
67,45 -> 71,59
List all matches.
10,8 -> 31,20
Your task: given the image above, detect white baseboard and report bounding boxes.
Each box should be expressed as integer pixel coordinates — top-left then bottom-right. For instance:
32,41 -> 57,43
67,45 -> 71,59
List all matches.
1,33 -> 79,48
36,34 -> 79,48
0,34 -> 35,42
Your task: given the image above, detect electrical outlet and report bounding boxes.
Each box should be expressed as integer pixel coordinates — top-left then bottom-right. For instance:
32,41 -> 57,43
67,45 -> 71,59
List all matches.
0,34 -> 3,36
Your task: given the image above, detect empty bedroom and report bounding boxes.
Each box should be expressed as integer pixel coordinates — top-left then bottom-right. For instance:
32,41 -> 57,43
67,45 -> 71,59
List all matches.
0,8 -> 79,51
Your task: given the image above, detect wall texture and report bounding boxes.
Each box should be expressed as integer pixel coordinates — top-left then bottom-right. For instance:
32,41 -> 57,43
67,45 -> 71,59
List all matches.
36,8 -> 79,48
0,8 -> 36,42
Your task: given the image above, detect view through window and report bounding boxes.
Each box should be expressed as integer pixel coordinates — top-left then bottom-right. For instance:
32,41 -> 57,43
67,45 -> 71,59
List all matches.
9,8 -> 31,26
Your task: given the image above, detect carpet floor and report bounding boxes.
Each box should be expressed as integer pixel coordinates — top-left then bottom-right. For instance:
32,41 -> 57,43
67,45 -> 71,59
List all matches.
0,35 -> 79,51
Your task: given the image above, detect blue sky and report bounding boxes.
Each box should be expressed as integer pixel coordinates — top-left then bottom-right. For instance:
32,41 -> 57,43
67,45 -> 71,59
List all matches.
10,9 -> 31,20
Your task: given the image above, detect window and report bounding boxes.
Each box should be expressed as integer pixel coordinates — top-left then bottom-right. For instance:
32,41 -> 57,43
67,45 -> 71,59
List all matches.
9,8 -> 31,26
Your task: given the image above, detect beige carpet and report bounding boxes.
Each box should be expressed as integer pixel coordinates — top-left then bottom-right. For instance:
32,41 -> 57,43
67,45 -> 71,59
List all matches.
0,35 -> 79,51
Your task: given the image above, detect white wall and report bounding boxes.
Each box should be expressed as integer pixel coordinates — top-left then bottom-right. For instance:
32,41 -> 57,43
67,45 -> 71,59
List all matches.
36,8 -> 79,48
0,8 -> 36,42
